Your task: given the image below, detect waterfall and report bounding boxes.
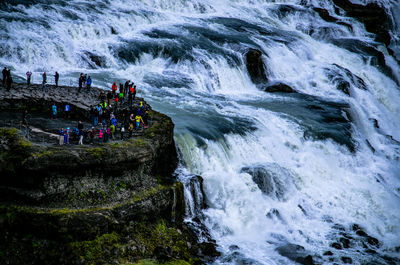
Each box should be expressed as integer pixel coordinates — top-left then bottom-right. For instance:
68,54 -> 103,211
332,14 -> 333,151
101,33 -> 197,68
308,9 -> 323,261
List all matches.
1,0 -> 400,264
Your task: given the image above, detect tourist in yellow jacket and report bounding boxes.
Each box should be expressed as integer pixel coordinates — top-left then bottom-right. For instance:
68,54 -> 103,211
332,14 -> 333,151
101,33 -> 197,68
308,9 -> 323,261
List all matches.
135,115 -> 143,130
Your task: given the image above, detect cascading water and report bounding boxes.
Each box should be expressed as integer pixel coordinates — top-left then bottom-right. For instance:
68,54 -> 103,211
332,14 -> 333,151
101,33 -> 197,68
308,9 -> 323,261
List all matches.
1,0 -> 400,264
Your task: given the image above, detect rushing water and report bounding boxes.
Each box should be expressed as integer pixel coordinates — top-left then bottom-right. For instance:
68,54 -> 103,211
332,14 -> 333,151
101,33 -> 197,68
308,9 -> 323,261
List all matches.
1,0 -> 400,264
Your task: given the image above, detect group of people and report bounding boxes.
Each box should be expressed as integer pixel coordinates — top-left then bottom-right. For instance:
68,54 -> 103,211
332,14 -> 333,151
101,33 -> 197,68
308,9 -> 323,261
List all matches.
52,103 -> 71,119
1,66 -> 151,146
2,67 -> 13,90
110,80 -> 137,106
41,71 -> 59,91
78,73 -> 92,92
56,79 -> 148,145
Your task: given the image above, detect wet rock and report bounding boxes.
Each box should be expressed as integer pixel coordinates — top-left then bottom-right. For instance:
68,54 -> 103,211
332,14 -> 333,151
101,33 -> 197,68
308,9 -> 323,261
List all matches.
330,242 -> 342,250
356,230 -> 368,237
332,0 -> 392,46
266,208 -> 286,224
351,224 -> 361,231
332,223 -> 346,231
229,245 -> 240,251
111,26 -> 117,34
336,80 -> 350,96
339,237 -> 350,248
371,118 -> 379,129
199,242 -> 220,258
313,7 -> 338,22
276,244 -> 315,265
186,175 -> 207,211
323,251 -> 333,256
263,82 -> 295,93
241,164 -> 293,201
366,236 -> 380,247
83,51 -> 107,68
245,49 -> 268,84
341,256 -> 353,264
365,139 -> 375,153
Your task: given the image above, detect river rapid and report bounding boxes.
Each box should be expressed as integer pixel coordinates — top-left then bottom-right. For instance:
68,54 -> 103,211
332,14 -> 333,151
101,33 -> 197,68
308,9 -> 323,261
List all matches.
1,0 -> 400,264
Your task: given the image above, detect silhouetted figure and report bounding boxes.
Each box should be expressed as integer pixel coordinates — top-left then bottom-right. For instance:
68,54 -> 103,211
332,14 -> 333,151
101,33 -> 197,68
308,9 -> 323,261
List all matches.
78,73 -> 83,92
124,80 -> 130,95
26,71 -> 32,86
54,71 -> 59,87
2,67 -> 6,87
6,72 -> 12,91
42,72 -> 47,91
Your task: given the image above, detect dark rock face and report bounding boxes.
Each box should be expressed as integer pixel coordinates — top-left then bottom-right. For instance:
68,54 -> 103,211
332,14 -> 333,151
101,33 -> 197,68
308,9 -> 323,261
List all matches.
241,163 -> 294,201
313,7 -> 338,23
245,49 -> 268,84
332,0 -> 392,46
276,243 -> 315,265
83,51 -> 108,68
320,222 -> 400,265
263,82 -> 295,93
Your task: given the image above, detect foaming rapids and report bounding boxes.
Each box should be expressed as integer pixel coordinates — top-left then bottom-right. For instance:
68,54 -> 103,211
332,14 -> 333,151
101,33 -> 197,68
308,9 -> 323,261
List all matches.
1,0 -> 400,264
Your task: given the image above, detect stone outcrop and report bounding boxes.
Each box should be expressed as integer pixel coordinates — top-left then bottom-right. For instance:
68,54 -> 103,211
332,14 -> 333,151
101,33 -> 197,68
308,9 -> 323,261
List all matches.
262,82 -> 295,93
332,0 -> 392,47
245,49 -> 268,84
0,83 -> 218,264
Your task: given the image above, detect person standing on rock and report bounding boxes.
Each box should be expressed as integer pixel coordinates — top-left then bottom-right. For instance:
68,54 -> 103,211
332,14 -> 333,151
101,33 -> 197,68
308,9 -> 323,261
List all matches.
78,73 -> 83,92
64,127 -> 70,145
64,103 -> 71,119
59,128 -> 65,145
124,80 -> 130,96
111,82 -> 117,98
82,74 -> 87,88
90,127 -> 95,144
107,91 -> 112,106
78,123 -> 84,145
135,114 -> 143,131
128,89 -> 133,106
42,72 -> 47,91
52,103 -> 57,119
2,67 -> 7,87
6,70 -> 12,91
120,126 -> 125,140
128,122 -> 134,138
98,128 -> 103,143
96,104 -> 102,125
54,71 -> 59,87
86,76 -> 92,90
26,71 -> 32,86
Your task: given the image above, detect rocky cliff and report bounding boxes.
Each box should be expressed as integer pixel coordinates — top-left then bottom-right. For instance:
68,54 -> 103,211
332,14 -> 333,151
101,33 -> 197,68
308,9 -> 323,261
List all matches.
0,83 -> 217,265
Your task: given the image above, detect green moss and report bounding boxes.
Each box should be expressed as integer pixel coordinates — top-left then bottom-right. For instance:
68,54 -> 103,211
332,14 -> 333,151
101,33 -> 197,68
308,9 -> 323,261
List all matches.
86,147 -> 104,159
129,138 -> 148,147
67,232 -> 120,263
131,185 -> 166,202
131,220 -> 194,263
31,150 -> 53,158
0,127 -> 18,138
146,121 -> 160,135
0,127 -> 34,174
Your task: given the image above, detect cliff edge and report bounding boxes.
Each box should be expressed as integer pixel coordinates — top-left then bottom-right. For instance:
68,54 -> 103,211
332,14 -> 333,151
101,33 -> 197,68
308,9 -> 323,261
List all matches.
0,83 -> 217,265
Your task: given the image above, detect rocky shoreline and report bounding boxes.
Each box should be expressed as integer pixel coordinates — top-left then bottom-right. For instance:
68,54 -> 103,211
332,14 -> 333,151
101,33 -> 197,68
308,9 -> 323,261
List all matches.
0,83 -> 218,265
